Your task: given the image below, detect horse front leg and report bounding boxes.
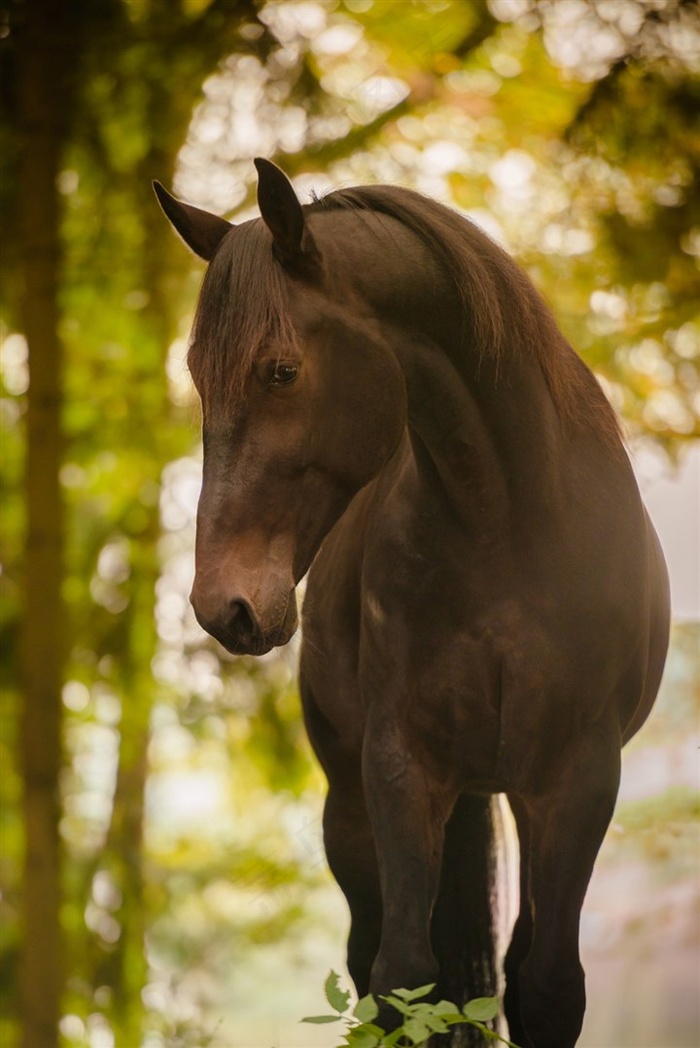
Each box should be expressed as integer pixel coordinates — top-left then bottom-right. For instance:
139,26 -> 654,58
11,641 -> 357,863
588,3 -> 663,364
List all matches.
362,716 -> 456,1006
323,777 -> 383,997
301,677 -> 383,997
516,726 -> 621,1048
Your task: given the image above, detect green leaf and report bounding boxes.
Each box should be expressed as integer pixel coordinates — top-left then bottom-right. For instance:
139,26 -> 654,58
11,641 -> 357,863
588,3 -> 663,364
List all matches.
379,994 -> 413,1016
301,1013 -> 342,1024
391,983 -> 436,1002
381,1030 -> 407,1047
432,999 -> 460,1015
397,1002 -> 449,1033
464,997 -> 500,1022
424,1014 -> 449,1034
353,994 -> 380,1023
432,1000 -> 464,1023
344,1025 -> 383,1048
325,970 -> 352,1014
355,1023 -> 385,1037
403,1016 -> 432,1043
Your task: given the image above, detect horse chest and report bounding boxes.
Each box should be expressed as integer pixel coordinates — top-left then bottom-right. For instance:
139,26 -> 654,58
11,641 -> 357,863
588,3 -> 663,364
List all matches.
357,590 -> 585,787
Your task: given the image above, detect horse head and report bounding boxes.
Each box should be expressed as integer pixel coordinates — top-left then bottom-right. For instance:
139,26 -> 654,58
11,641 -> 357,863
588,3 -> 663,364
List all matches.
154,161 -> 406,655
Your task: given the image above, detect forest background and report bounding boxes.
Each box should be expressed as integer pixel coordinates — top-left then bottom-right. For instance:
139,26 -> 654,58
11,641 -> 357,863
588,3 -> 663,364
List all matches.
1,1 -> 698,1047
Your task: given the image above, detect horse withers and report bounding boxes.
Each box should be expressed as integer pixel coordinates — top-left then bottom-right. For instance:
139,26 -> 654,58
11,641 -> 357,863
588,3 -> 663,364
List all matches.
154,160 -> 670,1047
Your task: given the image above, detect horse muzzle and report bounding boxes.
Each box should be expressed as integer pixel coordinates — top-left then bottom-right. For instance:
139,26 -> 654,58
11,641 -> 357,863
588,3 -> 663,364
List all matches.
190,582 -> 299,656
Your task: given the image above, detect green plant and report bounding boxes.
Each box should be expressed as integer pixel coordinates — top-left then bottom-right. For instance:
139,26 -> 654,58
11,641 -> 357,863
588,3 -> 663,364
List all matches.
303,970 -> 521,1047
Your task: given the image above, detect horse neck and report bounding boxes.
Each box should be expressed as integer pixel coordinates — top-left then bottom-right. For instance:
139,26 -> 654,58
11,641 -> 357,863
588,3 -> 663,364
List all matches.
315,208 -> 594,531
393,324 -> 568,535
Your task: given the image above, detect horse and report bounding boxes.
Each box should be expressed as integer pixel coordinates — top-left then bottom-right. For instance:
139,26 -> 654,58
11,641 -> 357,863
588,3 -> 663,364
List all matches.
154,159 -> 670,1047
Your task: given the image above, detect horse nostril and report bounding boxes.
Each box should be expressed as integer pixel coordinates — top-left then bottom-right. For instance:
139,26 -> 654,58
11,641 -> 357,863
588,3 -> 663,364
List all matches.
227,598 -> 256,637
190,588 -> 266,654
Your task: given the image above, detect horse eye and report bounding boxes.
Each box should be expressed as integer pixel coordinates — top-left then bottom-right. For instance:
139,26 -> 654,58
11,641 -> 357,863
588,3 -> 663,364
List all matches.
269,362 -> 298,387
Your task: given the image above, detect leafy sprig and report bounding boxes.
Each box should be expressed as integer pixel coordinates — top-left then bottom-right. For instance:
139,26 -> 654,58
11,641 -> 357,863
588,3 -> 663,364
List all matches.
303,971 -> 521,1047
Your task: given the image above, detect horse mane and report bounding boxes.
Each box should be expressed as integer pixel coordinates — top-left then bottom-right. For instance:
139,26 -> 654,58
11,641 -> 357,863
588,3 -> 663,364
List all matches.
189,181 -> 621,445
314,185 -> 621,445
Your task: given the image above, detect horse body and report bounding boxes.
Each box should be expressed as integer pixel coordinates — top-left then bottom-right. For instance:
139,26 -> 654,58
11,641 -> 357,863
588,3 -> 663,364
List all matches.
297,211 -> 667,1045
155,162 -> 670,1047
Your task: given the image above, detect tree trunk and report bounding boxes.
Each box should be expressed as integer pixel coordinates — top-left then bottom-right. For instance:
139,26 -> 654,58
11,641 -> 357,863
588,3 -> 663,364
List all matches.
18,1 -> 71,1044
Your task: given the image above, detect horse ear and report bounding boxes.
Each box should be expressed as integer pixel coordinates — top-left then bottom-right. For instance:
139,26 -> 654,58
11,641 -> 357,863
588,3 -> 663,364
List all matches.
254,157 -> 316,268
153,181 -> 232,261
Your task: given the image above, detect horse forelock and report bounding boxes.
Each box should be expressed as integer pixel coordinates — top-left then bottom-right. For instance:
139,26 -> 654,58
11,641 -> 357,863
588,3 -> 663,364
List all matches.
188,220 -> 299,409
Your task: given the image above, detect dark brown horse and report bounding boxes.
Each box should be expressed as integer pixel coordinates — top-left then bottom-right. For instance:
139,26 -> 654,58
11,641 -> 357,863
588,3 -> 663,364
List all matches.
154,159 -> 670,1047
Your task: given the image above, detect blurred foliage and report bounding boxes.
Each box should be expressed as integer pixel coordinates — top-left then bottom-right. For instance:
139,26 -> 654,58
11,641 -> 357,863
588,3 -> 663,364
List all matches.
619,624 -> 699,903
0,1 -> 698,1046
615,786 -> 698,873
